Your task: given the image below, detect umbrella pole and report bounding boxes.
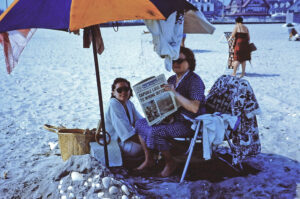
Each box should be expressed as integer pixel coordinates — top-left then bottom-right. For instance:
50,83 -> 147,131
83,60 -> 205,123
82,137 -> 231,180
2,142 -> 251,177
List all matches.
91,26 -> 109,167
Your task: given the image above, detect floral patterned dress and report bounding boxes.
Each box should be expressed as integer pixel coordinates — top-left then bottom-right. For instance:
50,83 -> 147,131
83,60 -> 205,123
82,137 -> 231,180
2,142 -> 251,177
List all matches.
206,75 -> 261,164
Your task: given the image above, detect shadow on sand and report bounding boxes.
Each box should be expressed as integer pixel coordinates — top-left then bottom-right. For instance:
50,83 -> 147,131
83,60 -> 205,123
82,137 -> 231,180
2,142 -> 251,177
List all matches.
119,153 -> 260,183
111,152 -> 300,199
242,72 -> 280,77
192,49 -> 213,54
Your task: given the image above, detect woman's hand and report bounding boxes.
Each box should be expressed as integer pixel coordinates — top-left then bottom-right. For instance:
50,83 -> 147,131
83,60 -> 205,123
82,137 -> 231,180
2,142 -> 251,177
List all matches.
162,84 -> 176,93
162,84 -> 200,114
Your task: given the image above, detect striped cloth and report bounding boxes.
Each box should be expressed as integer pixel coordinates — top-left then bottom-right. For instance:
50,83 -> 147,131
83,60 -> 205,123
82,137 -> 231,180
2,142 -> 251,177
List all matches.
0,29 -> 36,74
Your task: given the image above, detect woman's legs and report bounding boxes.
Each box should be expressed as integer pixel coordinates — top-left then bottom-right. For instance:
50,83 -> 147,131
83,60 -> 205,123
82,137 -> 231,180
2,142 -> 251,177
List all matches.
135,119 -> 192,175
232,61 -> 240,76
135,135 -> 155,170
240,61 -> 246,78
160,150 -> 177,177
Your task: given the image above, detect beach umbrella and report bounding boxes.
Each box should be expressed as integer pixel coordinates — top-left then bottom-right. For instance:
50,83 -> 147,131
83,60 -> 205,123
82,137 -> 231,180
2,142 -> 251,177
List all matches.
282,22 -> 296,28
0,0 -> 196,167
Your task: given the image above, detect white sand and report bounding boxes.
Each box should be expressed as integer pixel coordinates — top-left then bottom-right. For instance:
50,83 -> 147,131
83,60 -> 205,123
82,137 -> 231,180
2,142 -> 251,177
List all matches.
0,24 -> 300,198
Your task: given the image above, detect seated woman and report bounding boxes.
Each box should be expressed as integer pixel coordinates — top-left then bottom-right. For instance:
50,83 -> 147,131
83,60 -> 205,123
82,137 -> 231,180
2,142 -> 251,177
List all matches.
105,78 -> 143,159
289,28 -> 300,41
135,47 -> 206,177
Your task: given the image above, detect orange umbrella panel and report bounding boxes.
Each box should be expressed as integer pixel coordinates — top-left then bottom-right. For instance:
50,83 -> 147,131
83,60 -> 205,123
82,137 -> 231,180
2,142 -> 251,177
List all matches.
69,0 -> 165,31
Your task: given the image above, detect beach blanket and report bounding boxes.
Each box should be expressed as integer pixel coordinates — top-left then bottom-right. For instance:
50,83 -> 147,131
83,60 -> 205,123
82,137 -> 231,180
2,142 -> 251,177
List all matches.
224,32 -> 235,69
0,29 -> 36,74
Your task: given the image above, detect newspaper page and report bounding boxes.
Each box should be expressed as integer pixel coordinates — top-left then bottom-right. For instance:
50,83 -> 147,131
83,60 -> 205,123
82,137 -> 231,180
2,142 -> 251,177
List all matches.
133,74 -> 178,126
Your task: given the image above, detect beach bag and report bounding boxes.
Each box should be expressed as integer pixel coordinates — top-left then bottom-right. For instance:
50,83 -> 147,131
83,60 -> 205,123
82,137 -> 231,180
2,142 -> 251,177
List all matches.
249,43 -> 257,52
44,122 -> 111,161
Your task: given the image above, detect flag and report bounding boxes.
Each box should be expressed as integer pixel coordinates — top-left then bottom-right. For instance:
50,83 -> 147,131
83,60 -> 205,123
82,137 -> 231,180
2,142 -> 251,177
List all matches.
0,29 -> 36,74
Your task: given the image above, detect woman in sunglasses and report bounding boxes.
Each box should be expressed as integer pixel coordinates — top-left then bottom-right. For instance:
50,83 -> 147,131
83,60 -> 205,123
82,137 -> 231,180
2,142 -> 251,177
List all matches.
135,47 -> 206,177
105,78 -> 143,160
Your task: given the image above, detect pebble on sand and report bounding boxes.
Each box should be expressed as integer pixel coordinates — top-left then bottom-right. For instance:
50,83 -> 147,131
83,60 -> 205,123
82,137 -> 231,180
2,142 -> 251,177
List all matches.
121,184 -> 130,195
109,186 -> 119,195
102,176 -> 111,189
71,172 -> 84,181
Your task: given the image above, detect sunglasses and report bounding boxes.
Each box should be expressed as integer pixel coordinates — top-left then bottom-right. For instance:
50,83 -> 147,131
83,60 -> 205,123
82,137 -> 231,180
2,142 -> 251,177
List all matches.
116,86 -> 130,93
172,58 -> 187,64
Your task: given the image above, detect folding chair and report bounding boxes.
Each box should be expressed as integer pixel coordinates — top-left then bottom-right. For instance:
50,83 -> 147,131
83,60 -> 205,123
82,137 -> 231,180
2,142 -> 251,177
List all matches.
178,114 -> 241,183
178,75 -> 261,183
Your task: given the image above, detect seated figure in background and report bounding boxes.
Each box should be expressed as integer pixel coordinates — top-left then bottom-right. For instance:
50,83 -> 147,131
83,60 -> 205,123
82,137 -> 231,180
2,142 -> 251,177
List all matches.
289,28 -> 300,41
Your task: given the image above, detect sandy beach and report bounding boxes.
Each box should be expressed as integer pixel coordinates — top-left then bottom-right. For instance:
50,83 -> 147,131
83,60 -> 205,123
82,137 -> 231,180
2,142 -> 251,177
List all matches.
0,24 -> 300,198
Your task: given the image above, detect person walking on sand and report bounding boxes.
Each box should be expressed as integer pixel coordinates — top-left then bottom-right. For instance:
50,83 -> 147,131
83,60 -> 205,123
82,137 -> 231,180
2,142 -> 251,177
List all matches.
229,17 -> 251,78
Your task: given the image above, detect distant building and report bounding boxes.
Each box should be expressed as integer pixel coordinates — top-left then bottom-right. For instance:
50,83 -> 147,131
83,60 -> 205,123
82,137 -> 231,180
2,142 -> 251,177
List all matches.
225,0 -> 270,18
287,0 -> 300,23
267,0 -> 294,14
187,0 -> 225,20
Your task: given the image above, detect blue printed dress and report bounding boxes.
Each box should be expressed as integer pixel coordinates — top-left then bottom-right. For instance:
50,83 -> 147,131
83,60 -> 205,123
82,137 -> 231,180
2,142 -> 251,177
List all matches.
135,71 -> 205,151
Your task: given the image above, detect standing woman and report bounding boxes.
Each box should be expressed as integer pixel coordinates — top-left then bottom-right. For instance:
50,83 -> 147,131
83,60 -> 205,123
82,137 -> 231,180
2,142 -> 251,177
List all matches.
229,16 -> 251,78
105,78 -> 143,159
135,47 -> 206,177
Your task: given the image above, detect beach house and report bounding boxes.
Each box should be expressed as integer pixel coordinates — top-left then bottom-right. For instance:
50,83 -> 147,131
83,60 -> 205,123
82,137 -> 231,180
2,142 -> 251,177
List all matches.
267,0 -> 294,21
187,0 -> 225,20
286,0 -> 300,23
225,0 -> 270,20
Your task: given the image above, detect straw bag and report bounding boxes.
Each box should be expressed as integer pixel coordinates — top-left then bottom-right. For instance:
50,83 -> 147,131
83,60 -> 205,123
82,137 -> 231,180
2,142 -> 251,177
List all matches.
44,122 -> 111,161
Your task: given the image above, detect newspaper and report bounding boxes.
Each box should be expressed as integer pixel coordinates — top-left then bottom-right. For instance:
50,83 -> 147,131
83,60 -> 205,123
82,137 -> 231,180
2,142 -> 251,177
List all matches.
133,74 -> 178,126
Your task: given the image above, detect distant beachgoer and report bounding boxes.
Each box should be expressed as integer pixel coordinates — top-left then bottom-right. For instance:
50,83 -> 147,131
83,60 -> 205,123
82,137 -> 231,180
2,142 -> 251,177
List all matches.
105,78 -> 143,159
181,33 -> 186,47
229,17 -> 251,78
289,28 -> 300,41
135,47 -> 206,177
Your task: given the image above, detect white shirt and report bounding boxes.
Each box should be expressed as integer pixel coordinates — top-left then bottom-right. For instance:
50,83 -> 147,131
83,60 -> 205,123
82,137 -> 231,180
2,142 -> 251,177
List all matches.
105,98 -> 143,143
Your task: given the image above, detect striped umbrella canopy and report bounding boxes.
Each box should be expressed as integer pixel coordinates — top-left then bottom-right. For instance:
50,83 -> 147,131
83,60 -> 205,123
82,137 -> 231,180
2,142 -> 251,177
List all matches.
0,0 -> 196,32
0,0 -> 196,167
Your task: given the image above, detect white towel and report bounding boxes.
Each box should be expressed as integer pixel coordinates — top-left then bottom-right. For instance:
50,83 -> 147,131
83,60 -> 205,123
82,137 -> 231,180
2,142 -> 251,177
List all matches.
144,11 -> 184,71
183,113 -> 237,160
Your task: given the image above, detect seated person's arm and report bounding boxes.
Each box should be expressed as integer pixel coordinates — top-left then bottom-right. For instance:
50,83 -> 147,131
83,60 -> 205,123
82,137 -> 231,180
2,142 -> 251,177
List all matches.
163,78 -> 205,114
173,93 -> 200,114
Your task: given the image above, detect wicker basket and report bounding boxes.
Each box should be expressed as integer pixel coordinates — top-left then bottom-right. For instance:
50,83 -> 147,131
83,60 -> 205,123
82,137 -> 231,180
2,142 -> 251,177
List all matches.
58,132 -> 95,161
44,125 -> 96,161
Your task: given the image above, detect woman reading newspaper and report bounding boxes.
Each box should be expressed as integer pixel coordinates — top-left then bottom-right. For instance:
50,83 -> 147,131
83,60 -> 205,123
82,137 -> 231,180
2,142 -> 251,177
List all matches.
135,47 -> 206,177
105,78 -> 143,160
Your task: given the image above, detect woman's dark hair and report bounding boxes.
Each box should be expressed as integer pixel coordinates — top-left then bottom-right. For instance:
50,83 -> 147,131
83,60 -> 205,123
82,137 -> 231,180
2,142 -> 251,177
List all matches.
111,77 -> 133,99
235,16 -> 243,23
180,46 -> 196,71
